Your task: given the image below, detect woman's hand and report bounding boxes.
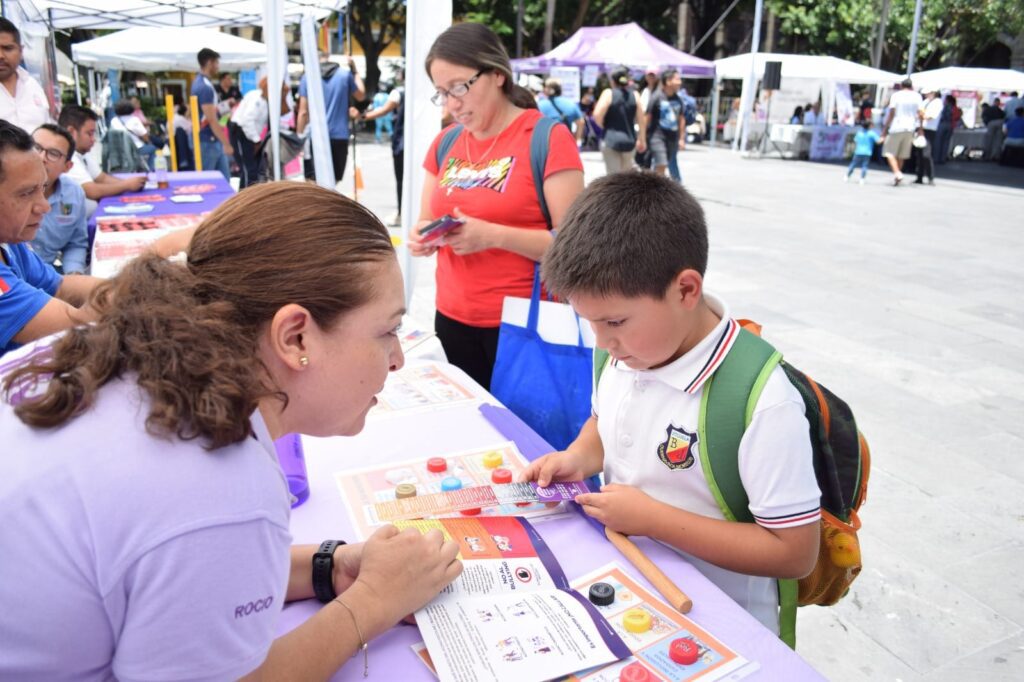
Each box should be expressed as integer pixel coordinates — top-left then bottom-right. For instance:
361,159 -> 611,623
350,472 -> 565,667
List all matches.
331,542 -> 364,596
443,207 -> 498,256
409,219 -> 440,257
347,525 -> 462,626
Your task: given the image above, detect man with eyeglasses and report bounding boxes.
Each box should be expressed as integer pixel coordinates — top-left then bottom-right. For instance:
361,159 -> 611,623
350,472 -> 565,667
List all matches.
30,124 -> 89,274
0,120 -> 99,357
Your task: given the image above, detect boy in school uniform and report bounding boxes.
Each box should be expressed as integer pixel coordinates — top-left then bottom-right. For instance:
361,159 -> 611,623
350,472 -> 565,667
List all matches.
523,172 -> 821,634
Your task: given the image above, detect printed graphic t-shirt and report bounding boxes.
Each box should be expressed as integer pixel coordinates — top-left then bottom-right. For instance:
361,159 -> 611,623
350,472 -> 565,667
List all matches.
423,109 -> 583,327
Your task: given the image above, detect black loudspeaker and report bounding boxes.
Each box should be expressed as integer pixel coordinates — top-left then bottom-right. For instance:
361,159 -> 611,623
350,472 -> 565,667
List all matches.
763,61 -> 782,90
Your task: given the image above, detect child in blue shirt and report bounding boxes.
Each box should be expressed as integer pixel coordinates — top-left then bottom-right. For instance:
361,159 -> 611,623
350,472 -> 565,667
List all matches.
845,120 -> 881,184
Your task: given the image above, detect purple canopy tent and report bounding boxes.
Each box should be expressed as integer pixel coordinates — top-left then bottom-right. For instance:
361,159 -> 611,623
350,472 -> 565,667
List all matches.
511,22 -> 715,78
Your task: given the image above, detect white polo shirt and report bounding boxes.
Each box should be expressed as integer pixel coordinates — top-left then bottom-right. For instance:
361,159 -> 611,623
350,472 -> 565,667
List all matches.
593,295 -> 821,632
0,67 -> 51,132
68,150 -> 102,217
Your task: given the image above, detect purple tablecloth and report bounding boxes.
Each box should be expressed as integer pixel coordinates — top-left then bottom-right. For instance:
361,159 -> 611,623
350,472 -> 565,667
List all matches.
279,361 -> 825,681
89,171 -> 233,246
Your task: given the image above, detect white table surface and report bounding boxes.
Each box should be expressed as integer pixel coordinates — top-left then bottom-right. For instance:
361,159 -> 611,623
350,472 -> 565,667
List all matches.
276,361 -> 825,681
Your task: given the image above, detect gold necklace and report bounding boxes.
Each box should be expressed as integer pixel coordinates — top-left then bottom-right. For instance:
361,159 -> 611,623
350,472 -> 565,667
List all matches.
463,110 -> 517,165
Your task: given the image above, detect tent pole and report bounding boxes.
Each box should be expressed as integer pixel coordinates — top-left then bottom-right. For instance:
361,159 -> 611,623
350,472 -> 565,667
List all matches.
74,62 -> 82,105
738,0 -> 764,154
709,74 -> 720,147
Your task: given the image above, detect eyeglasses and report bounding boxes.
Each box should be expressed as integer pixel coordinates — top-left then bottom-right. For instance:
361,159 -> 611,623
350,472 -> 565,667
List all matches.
430,70 -> 485,106
34,143 -> 67,162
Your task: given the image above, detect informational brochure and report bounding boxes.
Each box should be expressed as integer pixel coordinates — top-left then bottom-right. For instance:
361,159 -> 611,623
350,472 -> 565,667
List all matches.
413,559 -> 758,682
401,517 -> 630,682
369,363 -> 478,417
566,564 -> 757,682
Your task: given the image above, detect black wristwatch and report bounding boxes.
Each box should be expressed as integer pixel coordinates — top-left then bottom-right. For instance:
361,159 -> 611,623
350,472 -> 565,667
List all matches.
312,539 -> 347,603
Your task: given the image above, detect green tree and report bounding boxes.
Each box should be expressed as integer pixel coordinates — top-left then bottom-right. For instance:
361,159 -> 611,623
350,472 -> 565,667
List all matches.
347,0 -> 406,96
766,0 -> 1024,71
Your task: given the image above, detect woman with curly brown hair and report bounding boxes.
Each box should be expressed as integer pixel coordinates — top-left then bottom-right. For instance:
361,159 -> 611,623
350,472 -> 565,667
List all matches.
0,182 -> 462,680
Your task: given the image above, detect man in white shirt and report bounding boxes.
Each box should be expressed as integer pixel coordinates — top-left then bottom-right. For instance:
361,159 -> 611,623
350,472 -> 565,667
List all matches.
880,79 -> 923,186
0,18 -> 52,133
920,90 -> 943,167
57,105 -> 146,218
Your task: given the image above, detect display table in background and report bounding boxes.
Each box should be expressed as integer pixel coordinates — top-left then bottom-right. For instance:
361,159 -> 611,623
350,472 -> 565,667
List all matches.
277,360 -> 825,681
89,171 -> 234,278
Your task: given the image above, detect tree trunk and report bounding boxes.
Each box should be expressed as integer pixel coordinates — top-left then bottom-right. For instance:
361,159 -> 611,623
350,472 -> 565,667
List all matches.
544,0 -> 556,53
570,0 -> 591,33
677,1 -> 693,51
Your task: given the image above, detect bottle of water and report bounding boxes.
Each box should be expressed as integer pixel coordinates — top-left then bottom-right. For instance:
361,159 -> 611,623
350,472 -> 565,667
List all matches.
154,151 -> 169,189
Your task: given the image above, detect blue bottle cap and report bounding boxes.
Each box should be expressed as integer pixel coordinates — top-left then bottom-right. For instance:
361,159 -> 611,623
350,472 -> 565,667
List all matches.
441,476 -> 463,492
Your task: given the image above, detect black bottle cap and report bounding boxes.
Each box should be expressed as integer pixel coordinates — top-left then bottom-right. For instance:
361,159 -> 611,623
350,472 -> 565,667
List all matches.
588,582 -> 615,606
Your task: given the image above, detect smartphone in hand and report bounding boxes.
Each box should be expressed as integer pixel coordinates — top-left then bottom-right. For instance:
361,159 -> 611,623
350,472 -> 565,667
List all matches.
419,214 -> 465,243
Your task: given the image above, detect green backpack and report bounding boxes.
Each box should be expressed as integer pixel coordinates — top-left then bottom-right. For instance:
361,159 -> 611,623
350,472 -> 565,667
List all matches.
593,321 -> 870,649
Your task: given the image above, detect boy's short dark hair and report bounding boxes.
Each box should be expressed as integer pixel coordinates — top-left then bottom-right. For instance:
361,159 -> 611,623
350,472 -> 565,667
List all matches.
58,105 -> 99,130
197,48 -> 220,68
34,123 -> 76,159
542,172 -> 708,300
0,120 -> 35,182
114,100 -> 135,116
0,17 -> 21,44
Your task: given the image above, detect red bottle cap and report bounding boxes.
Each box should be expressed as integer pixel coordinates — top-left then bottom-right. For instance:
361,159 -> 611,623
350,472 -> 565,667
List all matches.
669,637 -> 699,665
459,507 -> 481,516
491,468 -> 513,484
427,457 -> 448,473
620,662 -> 653,682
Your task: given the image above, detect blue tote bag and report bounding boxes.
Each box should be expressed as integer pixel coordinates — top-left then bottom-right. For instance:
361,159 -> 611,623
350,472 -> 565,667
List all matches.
490,268 -> 594,451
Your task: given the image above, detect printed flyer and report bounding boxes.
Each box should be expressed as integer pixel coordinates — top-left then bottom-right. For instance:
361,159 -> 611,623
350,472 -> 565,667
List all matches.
400,517 -> 630,682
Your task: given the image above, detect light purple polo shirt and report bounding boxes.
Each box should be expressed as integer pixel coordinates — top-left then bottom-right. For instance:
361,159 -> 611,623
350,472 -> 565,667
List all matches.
0,342 -> 292,681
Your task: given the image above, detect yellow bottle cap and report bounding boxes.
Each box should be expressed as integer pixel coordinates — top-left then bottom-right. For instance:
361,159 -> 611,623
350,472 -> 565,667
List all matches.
482,451 -> 503,469
623,608 -> 652,633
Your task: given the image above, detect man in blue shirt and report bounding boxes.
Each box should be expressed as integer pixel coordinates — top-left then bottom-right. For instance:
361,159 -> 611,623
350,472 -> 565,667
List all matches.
30,124 -> 89,274
0,121 -> 99,355
297,55 -> 366,186
538,78 -> 584,145
191,48 -> 234,181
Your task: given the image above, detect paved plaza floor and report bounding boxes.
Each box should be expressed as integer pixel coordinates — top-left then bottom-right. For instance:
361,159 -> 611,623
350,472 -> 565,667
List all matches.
347,134 -> 1024,681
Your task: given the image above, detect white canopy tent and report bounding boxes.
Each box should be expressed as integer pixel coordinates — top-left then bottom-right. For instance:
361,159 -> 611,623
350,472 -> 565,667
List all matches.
70,26 -> 268,71
13,0 -> 451,306
31,0 -> 334,28
910,66 -> 1024,93
715,52 -> 903,84
713,52 -> 902,149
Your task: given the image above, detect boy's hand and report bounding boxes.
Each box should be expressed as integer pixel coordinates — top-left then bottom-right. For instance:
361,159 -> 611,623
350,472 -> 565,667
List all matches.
519,449 -> 590,488
575,484 -> 661,536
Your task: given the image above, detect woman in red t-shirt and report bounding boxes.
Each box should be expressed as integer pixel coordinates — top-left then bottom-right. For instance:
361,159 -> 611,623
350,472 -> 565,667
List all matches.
411,23 -> 584,390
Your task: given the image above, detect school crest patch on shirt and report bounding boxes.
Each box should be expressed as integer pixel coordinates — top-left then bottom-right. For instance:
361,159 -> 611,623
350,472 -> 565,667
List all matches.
657,424 -> 697,470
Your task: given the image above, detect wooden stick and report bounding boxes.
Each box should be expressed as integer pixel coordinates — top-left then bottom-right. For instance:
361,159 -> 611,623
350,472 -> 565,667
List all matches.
605,528 -> 693,613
